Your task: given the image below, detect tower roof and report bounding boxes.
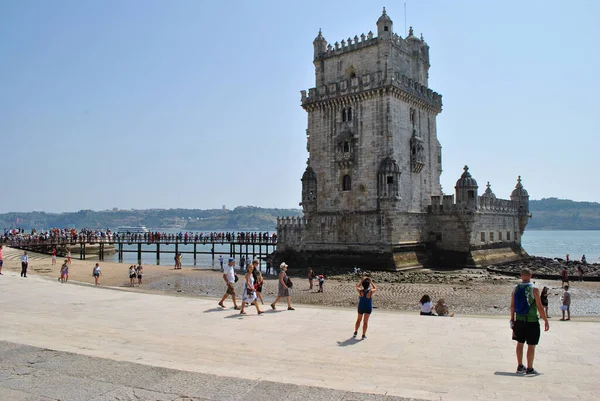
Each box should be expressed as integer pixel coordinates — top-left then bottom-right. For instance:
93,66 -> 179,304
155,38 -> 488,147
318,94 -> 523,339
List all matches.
455,166 -> 478,188
377,7 -> 393,24
481,182 -> 496,199
511,176 -> 529,197
313,28 -> 326,43
406,26 -> 421,41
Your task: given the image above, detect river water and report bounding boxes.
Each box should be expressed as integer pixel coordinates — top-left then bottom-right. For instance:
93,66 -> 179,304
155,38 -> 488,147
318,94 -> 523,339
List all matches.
106,230 -> 600,268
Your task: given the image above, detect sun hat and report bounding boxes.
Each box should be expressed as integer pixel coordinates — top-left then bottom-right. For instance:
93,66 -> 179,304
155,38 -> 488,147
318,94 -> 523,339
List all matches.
280,262 -> 288,269
228,257 -> 235,263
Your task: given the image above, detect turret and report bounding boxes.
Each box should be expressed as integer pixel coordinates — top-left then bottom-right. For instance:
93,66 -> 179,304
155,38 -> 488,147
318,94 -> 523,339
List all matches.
481,182 -> 496,199
455,166 -> 478,209
511,176 -> 530,234
313,29 -> 327,59
377,7 -> 393,40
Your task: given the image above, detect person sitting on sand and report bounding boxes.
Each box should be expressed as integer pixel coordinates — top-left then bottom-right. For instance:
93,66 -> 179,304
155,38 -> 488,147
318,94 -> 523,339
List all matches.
434,298 -> 454,317
419,295 -> 435,316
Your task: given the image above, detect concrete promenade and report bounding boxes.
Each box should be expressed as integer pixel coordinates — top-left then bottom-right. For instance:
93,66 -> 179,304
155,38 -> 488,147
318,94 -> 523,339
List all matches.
0,272 -> 598,401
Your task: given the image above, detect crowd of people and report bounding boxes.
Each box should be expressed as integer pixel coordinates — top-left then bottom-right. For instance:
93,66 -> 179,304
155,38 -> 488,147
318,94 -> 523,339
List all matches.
2,228 -> 278,245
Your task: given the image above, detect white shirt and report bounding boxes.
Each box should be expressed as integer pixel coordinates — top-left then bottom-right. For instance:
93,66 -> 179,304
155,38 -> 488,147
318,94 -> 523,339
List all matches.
223,264 -> 235,283
21,255 -> 28,263
420,301 -> 433,313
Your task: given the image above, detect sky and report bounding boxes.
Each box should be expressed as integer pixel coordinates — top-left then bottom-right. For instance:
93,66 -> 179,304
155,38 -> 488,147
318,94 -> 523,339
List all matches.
1,0 -> 598,213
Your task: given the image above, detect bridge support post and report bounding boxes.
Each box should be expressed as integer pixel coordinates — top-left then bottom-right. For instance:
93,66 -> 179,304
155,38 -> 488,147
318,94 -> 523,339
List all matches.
156,243 -> 160,265
194,243 -> 197,266
137,243 -> 142,265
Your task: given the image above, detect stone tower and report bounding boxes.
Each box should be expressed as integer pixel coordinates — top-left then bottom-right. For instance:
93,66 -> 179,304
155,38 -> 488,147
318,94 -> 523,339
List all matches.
277,9 -> 530,270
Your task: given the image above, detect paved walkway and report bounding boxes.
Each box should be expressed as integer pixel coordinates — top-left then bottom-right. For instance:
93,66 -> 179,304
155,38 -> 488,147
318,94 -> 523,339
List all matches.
0,272 -> 598,401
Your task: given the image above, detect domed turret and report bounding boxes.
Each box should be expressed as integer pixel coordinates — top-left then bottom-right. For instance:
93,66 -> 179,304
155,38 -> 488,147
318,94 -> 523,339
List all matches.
301,165 -> 317,214
455,165 -> 478,188
511,176 -> 529,198
481,182 -> 496,199
406,26 -> 421,42
377,7 -> 393,40
455,166 -> 479,208
313,29 -> 327,59
510,176 -> 530,235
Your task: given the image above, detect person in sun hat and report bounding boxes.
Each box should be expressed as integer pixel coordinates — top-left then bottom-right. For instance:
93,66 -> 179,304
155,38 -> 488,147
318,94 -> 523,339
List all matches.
218,257 -> 239,310
270,262 -> 294,311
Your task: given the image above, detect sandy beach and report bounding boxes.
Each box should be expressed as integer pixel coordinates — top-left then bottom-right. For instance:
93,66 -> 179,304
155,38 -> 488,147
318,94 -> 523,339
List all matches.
2,246 -> 599,319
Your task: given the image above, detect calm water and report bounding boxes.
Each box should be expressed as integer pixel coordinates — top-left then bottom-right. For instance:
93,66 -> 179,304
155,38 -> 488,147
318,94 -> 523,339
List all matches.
522,230 -> 600,262
106,230 -> 600,267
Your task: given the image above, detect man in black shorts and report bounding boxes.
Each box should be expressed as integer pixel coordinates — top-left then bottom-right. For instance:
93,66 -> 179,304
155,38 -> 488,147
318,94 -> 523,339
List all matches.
510,268 -> 550,375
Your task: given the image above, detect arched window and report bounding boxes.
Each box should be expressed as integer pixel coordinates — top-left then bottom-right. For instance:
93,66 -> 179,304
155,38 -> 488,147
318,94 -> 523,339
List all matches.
342,109 -> 347,122
342,175 -> 352,191
343,141 -> 350,153
347,107 -> 352,121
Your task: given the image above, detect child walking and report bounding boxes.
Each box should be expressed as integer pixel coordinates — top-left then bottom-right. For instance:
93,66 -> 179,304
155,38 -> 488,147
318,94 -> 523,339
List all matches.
561,285 -> 571,321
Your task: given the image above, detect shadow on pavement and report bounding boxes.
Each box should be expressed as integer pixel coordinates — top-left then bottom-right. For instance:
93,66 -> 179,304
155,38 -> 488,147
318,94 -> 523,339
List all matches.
494,372 -> 542,377
337,337 -> 361,347
204,307 -> 227,313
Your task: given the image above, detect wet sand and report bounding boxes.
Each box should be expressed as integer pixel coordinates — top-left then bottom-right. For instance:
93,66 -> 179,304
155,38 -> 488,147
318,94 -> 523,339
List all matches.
2,247 -> 599,319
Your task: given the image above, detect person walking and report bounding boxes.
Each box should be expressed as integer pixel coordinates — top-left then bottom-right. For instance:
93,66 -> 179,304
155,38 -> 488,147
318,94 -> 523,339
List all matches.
136,264 -> 143,286
67,250 -> 71,265
51,248 -> 57,265
540,286 -> 550,318
219,255 -> 224,272
577,265 -> 584,282
308,267 -> 315,290
510,268 -> 550,375
353,277 -> 376,340
20,251 -> 29,278
561,266 -> 569,287
129,265 -> 136,287
93,263 -> 101,286
218,258 -> 239,309
239,263 -> 264,315
271,262 -> 294,311
251,259 -> 264,305
560,285 -> 571,321
0,245 -> 4,275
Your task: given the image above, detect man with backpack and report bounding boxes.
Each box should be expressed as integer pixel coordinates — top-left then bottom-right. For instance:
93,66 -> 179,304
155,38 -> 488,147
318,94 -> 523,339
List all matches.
510,268 -> 550,375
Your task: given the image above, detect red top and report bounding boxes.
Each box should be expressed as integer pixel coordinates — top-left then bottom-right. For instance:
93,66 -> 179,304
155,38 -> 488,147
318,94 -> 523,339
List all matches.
52,249 -> 57,256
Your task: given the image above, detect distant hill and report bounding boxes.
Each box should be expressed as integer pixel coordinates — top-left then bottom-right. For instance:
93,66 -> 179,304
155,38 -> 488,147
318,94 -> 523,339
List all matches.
2,198 -> 599,231
0,207 -> 303,232
529,198 -> 600,230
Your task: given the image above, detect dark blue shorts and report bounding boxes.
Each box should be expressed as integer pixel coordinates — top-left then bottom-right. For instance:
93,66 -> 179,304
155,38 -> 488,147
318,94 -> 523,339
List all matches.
358,308 -> 372,315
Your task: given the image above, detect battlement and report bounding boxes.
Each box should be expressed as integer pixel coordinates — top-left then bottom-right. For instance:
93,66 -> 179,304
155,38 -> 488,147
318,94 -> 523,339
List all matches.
276,216 -> 307,229
316,31 -> 424,61
428,195 -> 519,214
301,72 -> 442,110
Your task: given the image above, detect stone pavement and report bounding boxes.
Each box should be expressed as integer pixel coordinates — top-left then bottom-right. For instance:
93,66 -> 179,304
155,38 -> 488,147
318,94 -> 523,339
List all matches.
0,272 -> 598,401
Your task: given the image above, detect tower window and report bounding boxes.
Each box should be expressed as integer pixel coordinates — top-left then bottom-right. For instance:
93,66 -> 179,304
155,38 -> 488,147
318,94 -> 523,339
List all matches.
481,232 -> 486,242
490,232 -> 494,242
507,231 -> 511,241
386,176 -> 394,184
410,108 -> 416,125
343,141 -> 350,153
384,26 -> 389,31
342,175 -> 352,191
468,190 -> 475,199
498,232 -> 503,241
342,109 -> 347,122
347,107 -> 352,121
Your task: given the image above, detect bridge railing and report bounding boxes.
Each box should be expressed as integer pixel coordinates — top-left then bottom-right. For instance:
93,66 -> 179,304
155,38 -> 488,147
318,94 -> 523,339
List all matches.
3,236 -> 278,247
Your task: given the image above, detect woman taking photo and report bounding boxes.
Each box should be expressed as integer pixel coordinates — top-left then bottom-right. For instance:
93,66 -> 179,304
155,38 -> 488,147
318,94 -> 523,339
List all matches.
354,276 -> 376,340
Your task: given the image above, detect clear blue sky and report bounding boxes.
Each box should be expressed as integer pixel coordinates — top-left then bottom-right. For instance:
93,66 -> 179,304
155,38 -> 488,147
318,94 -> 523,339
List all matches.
1,0 -> 598,213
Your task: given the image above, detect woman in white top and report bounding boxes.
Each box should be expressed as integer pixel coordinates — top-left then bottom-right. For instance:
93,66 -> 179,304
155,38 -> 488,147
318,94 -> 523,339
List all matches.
239,263 -> 263,315
419,294 -> 434,316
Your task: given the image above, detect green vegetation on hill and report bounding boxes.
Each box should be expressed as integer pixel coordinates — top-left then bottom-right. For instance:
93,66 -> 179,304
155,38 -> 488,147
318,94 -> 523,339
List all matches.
529,198 -> 600,230
0,207 -> 303,231
2,198 -> 599,231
